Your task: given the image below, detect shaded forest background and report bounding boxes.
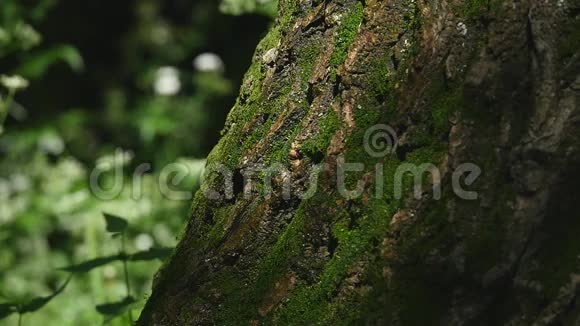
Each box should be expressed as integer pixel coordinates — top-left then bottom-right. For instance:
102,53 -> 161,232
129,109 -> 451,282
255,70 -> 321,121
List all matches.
0,0 -> 273,324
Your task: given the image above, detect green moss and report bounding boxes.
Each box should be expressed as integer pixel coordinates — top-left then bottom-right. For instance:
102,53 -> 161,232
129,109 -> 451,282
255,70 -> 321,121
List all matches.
456,0 -> 500,19
300,109 -> 340,160
210,3 -> 306,168
297,38 -> 322,86
265,131 -> 449,323
462,0 -> 488,17
263,36 -> 323,165
366,56 -> 393,99
262,104 -> 306,165
248,199 -> 315,322
329,2 -> 364,79
431,85 -> 462,132
212,269 -> 258,324
272,197 -> 395,324
206,201 -> 310,324
257,26 -> 281,55
204,205 -> 236,247
278,0 -> 297,28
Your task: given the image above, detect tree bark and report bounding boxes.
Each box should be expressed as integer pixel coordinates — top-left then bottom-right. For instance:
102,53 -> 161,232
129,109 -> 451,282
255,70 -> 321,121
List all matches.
139,0 -> 580,324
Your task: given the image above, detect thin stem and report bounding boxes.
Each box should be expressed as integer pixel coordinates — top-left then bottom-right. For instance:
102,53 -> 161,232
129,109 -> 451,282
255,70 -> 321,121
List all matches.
17,313 -> 22,326
86,219 -> 104,310
0,96 -> 7,133
121,234 -> 134,324
121,234 -> 131,296
0,91 -> 15,135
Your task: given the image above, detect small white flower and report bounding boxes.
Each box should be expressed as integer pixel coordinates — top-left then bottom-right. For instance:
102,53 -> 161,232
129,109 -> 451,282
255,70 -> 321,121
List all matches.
154,66 -> 181,96
457,22 -> 468,36
193,53 -> 225,72
0,75 -> 29,92
10,174 -> 30,192
329,13 -> 342,25
135,233 -> 154,251
38,131 -> 65,155
14,22 -> 41,49
0,179 -> 11,199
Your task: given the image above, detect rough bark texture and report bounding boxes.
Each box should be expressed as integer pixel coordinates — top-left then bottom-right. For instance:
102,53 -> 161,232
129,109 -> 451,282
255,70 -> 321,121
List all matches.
139,0 -> 580,324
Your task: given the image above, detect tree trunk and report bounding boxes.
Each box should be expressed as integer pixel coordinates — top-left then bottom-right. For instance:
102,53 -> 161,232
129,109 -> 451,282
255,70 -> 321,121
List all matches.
139,0 -> 580,324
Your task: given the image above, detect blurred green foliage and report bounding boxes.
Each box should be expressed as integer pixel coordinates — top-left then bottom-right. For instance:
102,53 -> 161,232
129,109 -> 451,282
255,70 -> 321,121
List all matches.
0,0 -> 273,324
220,0 -> 278,17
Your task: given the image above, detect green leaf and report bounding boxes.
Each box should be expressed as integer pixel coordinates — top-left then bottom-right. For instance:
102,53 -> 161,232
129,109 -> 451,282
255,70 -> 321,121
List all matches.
128,247 -> 173,262
30,0 -> 59,22
219,0 -> 278,18
20,275 -> 71,314
16,44 -> 84,79
103,213 -> 128,233
0,303 -> 17,320
96,296 -> 137,316
59,255 -> 122,273
193,72 -> 233,96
